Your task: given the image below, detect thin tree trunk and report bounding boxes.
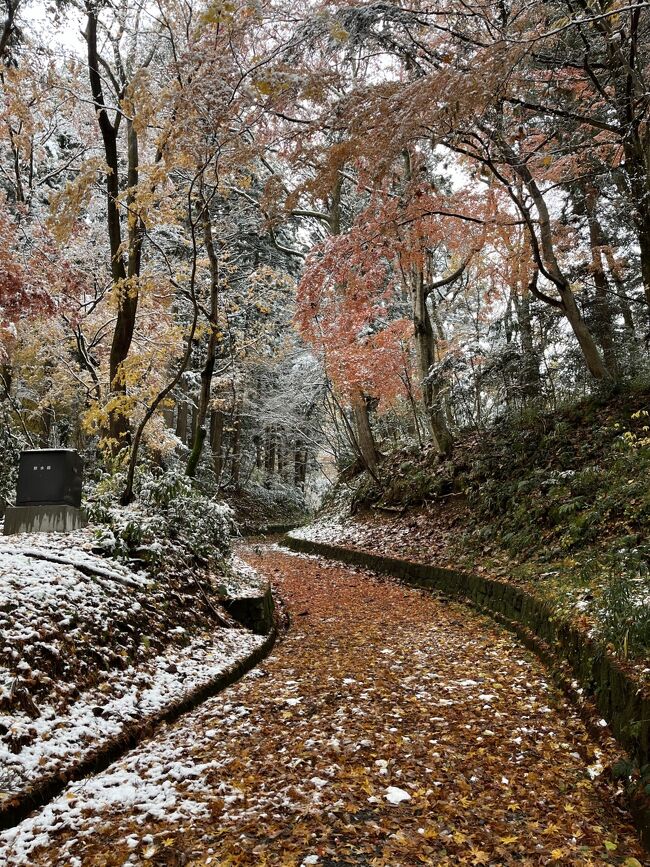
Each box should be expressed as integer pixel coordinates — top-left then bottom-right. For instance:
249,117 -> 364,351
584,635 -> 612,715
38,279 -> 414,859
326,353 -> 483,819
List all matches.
230,414 -> 241,487
294,443 -> 307,490
350,387 -> 380,473
175,400 -> 188,444
210,409 -> 224,483
187,189 -> 220,476
511,276 -> 542,401
621,142 -> 650,308
413,270 -> 454,454
603,247 -> 637,336
253,434 -> 263,469
583,186 -> 618,377
86,5 -> 139,447
494,134 -> 613,381
277,435 -> 286,478
190,401 -> 198,445
120,183 -> 203,505
0,364 -> 12,400
265,427 -> 276,475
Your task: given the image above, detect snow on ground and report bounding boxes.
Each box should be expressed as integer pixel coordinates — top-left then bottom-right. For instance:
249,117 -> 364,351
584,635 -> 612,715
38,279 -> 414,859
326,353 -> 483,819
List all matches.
0,528 -> 267,806
0,716 -> 221,866
222,555 -> 268,598
0,624 -> 264,800
289,514 -> 357,545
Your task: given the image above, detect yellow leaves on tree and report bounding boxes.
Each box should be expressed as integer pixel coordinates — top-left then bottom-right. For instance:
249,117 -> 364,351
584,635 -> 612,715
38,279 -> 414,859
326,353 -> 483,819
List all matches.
48,157 -> 110,244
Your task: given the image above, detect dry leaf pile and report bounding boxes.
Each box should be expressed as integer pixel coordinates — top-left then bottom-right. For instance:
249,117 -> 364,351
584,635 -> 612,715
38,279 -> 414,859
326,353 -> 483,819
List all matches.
1,546 -> 644,866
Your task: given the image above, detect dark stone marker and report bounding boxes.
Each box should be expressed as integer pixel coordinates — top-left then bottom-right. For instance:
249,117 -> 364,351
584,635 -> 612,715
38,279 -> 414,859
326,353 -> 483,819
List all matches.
3,449 -> 86,535
16,449 -> 83,508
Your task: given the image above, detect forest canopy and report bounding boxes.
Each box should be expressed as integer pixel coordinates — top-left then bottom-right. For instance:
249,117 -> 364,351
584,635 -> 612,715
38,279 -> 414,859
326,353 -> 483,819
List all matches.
1,0 -> 649,515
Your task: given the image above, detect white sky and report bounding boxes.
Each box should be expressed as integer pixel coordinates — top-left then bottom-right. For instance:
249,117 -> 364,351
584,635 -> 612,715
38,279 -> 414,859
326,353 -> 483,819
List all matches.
22,3 -> 86,58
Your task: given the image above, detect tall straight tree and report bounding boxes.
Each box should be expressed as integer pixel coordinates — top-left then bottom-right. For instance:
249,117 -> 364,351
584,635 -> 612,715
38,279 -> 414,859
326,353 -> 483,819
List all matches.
84,0 -> 157,447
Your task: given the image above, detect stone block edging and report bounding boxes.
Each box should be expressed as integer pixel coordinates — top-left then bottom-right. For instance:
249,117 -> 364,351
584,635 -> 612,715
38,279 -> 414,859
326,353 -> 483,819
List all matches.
0,621 -> 277,832
283,535 -> 650,843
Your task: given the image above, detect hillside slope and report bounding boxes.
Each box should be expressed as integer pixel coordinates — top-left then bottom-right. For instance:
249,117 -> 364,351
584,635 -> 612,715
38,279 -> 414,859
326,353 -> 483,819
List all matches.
306,392 -> 650,666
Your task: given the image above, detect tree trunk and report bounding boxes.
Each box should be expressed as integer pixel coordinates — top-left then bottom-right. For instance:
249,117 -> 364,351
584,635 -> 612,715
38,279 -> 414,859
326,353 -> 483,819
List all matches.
583,186 -> 618,378
86,5 -> 139,447
560,289 -> 612,381
275,436 -> 282,476
230,415 -> 241,487
190,401 -> 199,446
253,434 -> 263,469
603,246 -> 637,336
265,427 -> 276,475
413,271 -> 454,454
294,443 -> 307,490
277,436 -> 286,478
41,405 -> 54,448
497,136 -> 613,382
187,190 -> 220,477
350,387 -> 380,474
210,409 -> 224,483
0,363 -> 12,400
175,400 -> 188,443
511,276 -> 542,401
621,141 -> 650,309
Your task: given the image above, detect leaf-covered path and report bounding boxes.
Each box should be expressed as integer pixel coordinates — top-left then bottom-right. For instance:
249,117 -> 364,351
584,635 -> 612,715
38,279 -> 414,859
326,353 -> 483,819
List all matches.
1,546 -> 645,866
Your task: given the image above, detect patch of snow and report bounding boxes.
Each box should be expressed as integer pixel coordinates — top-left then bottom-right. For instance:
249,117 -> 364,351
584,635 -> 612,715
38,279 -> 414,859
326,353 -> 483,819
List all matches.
0,628 -> 264,799
0,537 -> 267,803
225,556 -> 268,598
384,786 -> 411,805
310,777 -> 328,788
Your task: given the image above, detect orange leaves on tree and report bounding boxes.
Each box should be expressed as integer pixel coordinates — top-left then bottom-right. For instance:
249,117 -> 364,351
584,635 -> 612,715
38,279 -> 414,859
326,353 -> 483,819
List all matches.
0,203 -> 58,361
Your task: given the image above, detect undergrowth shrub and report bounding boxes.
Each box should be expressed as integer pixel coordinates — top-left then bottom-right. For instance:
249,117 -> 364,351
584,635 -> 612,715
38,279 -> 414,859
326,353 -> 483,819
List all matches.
597,550 -> 650,659
0,403 -> 22,511
85,464 -> 233,569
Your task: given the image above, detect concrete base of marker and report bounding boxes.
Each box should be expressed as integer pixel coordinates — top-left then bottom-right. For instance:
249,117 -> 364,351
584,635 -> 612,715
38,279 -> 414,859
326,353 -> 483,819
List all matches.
3,505 -> 87,535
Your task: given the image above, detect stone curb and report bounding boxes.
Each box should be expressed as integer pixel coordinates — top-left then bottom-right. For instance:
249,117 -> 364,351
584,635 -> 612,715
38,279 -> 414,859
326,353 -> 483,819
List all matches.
0,621 -> 277,832
283,535 -> 650,846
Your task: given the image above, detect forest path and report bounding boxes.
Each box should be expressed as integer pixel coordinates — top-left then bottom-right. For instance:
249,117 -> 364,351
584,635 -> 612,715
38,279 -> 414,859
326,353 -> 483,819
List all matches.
1,545 -> 644,866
